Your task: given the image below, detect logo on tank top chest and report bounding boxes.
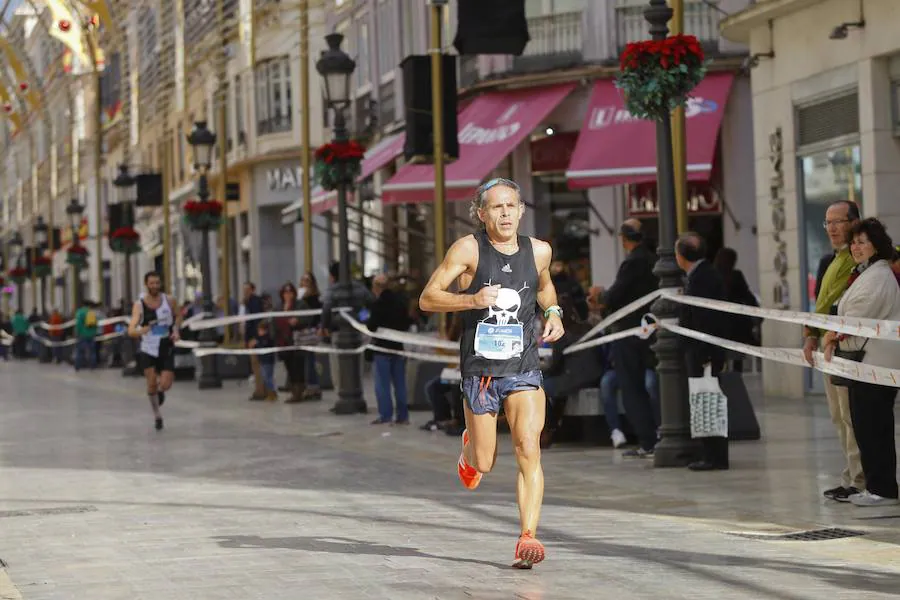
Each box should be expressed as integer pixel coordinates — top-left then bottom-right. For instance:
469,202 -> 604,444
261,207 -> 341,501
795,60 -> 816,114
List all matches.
501,263 -> 512,273
474,281 -> 528,360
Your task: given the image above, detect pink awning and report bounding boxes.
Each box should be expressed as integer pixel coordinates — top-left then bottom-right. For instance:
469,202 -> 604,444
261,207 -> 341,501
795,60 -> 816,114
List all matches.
566,73 -> 734,189
357,132 -> 404,182
382,83 -> 575,205
310,188 -> 337,215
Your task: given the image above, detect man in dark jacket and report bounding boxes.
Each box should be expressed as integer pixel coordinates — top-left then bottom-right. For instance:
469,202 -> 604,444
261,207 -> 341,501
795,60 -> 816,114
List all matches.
592,219 -> 660,457
676,232 -> 730,471
367,273 -> 410,425
242,282 -> 267,401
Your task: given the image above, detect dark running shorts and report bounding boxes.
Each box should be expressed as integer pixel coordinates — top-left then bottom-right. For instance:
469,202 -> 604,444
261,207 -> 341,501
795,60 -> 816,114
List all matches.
138,348 -> 175,374
461,370 -> 543,415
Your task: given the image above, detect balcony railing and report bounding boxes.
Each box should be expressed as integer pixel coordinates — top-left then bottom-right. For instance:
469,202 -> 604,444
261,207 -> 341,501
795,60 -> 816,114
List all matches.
522,11 -> 584,58
615,0 -> 722,53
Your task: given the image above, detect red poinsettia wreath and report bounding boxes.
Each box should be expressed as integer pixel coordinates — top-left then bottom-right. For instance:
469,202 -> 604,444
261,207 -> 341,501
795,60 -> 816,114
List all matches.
33,255 -> 52,278
183,199 -> 224,231
66,244 -> 89,268
615,34 -> 707,121
8,267 -> 28,284
314,140 -> 365,191
110,226 -> 142,254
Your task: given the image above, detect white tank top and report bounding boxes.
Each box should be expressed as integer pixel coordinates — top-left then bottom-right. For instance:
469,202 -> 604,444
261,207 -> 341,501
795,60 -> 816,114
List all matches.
139,293 -> 174,357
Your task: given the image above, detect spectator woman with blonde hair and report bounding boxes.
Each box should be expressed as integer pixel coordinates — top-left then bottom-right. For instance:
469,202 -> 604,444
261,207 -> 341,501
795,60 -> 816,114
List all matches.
823,218 -> 900,507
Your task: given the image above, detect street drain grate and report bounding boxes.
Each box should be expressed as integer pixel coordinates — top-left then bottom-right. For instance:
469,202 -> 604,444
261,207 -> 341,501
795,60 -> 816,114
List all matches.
727,527 -> 865,542
0,505 -> 97,519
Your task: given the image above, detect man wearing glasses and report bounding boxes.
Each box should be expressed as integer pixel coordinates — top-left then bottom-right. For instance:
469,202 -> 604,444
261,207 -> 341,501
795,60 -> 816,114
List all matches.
803,200 -> 862,502
419,178 -> 565,569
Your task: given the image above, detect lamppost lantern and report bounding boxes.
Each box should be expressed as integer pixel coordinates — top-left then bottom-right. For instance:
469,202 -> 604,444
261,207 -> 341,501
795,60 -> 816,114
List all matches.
34,216 -> 48,248
9,230 -> 23,253
113,163 -> 135,188
316,33 -> 355,110
66,198 -> 84,231
187,121 -> 216,172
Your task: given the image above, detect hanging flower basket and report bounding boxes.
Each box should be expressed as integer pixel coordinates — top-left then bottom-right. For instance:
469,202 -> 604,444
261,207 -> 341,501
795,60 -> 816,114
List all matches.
67,244 -> 89,268
110,226 -> 142,254
314,140 -> 365,191
183,199 -> 224,231
615,34 -> 707,122
33,256 -> 52,279
8,267 -> 28,284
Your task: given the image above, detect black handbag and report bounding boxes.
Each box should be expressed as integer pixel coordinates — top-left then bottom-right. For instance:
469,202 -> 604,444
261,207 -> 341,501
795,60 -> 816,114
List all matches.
829,340 -> 869,387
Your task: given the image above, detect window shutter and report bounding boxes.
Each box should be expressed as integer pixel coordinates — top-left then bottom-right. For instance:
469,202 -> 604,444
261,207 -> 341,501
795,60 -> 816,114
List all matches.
796,93 -> 859,148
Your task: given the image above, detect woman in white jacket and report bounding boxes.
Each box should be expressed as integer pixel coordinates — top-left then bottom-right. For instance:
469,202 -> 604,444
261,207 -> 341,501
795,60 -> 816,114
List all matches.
823,218 -> 900,507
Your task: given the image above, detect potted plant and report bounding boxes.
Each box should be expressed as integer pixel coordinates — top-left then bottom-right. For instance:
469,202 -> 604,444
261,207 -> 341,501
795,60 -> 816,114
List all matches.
8,267 -> 28,284
313,140 -> 366,191
66,244 -> 89,268
182,199 -> 224,231
110,226 -> 142,254
32,256 -> 52,278
615,34 -> 707,121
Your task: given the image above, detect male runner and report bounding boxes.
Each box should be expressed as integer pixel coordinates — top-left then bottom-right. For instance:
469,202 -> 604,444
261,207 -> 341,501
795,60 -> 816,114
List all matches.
419,177 -> 564,569
127,271 -> 182,431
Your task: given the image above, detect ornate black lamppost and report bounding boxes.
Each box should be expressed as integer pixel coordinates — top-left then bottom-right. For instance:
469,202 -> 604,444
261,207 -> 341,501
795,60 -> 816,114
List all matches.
112,164 -> 138,305
66,199 -> 86,309
8,230 -> 24,311
33,216 -> 49,314
316,33 -> 367,415
643,0 -> 696,467
187,120 -> 223,390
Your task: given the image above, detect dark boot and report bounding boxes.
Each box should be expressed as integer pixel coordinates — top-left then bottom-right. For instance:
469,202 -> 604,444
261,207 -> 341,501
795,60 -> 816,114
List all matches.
284,383 -> 305,404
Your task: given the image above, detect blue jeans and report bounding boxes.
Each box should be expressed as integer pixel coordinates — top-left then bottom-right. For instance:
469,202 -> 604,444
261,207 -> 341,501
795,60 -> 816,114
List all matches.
600,368 -> 660,433
305,352 -> 320,387
373,354 -> 408,422
260,361 -> 276,392
74,338 -> 97,370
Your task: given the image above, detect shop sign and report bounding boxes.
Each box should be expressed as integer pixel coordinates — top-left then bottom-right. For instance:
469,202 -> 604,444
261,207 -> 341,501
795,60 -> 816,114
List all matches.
626,183 -> 721,217
266,166 -> 303,191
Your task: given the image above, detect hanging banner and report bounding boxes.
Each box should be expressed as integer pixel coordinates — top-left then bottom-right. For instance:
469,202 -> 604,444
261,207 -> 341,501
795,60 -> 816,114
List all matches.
44,0 -> 92,67
0,39 -> 41,111
0,84 -> 24,133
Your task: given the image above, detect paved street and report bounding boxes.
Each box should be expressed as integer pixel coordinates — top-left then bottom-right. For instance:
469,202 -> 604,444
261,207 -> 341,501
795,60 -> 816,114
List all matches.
0,360 -> 899,600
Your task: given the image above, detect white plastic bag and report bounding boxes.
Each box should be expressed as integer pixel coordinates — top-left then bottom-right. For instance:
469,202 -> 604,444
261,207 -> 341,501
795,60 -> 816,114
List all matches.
688,364 -> 728,438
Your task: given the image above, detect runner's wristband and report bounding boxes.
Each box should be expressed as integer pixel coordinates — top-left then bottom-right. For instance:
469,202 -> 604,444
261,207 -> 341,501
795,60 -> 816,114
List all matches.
543,305 -> 562,319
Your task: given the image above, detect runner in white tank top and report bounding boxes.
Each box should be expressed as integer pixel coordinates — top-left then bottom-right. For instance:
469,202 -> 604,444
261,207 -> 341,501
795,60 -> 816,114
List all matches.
127,271 -> 182,431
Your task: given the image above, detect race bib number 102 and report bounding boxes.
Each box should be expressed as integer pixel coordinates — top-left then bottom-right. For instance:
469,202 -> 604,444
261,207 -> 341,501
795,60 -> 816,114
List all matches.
474,322 -> 524,361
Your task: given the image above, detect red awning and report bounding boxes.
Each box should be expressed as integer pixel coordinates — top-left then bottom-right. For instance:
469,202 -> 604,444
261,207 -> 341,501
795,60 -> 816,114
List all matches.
357,132 -> 404,182
566,73 -> 734,189
382,83 -> 575,205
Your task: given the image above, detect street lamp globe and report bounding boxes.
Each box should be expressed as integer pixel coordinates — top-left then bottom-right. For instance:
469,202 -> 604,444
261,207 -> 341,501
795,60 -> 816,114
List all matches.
9,230 -> 23,253
113,163 -> 135,188
66,198 -> 84,231
316,33 -> 356,109
187,121 -> 216,172
33,215 -> 49,248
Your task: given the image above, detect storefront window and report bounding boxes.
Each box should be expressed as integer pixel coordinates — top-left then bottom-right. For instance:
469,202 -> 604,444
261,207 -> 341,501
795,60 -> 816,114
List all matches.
799,145 -> 862,311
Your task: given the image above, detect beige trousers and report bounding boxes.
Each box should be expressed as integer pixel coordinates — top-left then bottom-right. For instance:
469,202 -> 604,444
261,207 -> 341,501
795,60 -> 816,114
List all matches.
823,374 -> 865,489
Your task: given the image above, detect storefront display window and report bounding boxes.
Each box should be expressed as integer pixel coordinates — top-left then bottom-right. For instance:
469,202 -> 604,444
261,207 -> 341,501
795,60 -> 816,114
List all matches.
799,145 -> 862,311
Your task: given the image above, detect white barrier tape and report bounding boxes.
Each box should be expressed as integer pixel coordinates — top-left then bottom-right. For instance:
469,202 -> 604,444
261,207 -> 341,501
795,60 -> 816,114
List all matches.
192,343 -> 364,358
563,326 -> 648,355
662,290 -> 900,342
662,321 -> 900,388
28,327 -> 125,347
185,308 -> 339,331
576,288 -> 671,345
36,315 -> 130,331
341,312 -> 458,351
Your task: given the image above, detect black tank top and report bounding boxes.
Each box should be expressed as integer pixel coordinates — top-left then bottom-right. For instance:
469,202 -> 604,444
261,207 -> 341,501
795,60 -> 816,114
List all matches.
459,231 -> 540,378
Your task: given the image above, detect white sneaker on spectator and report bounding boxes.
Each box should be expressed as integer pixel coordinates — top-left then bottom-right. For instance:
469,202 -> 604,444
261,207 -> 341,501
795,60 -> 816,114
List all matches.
850,490 -> 900,507
611,429 -> 627,448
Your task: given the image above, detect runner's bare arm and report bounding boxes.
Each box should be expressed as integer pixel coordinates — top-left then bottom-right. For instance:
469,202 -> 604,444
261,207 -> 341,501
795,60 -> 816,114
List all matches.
419,236 -> 494,312
533,238 -> 565,343
127,301 -> 147,338
169,296 -> 182,340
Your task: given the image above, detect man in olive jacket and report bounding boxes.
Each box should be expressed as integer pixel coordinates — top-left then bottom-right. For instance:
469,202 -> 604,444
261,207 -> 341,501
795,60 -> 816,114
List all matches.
803,200 -> 862,502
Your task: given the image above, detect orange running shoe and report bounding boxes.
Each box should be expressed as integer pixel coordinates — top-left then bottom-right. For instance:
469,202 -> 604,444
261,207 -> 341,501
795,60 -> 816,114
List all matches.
457,430 -> 482,490
512,532 -> 545,569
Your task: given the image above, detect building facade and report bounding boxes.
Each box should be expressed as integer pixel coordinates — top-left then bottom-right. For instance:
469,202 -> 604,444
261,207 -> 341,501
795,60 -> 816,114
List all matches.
722,0 -> 900,398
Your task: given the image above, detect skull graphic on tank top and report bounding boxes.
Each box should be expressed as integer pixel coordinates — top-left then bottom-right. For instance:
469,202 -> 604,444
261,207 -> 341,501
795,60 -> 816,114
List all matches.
475,281 -> 529,360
